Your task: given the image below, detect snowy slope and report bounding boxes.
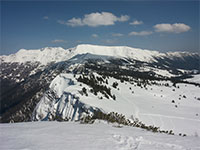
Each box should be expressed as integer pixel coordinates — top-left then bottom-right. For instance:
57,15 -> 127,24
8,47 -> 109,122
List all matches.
33,73 -> 200,136
185,74 -> 200,84
0,121 -> 200,150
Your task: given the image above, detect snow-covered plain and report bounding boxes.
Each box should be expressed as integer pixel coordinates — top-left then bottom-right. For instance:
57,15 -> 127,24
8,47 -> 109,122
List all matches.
1,121 -> 200,150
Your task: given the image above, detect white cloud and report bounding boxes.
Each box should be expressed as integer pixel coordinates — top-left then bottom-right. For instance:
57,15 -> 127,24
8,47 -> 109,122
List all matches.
154,23 -> 191,33
57,20 -> 66,25
52,39 -> 67,43
130,20 -> 143,25
59,12 -> 130,27
43,16 -> 49,20
66,18 -> 83,27
112,33 -> 124,37
92,34 -> 98,38
117,15 -> 130,22
129,31 -> 153,36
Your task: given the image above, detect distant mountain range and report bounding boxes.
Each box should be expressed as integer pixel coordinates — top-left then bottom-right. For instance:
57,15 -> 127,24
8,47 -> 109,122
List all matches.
0,44 -> 200,135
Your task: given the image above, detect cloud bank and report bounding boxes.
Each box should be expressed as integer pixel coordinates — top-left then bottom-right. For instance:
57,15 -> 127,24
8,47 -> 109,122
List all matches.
52,39 -> 67,43
130,20 -> 143,25
154,23 -> 190,33
129,31 -> 153,36
112,33 -> 124,37
59,12 -> 129,27
92,34 -> 98,38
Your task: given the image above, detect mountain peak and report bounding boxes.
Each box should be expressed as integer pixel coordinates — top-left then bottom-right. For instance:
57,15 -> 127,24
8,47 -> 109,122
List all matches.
1,47 -> 70,65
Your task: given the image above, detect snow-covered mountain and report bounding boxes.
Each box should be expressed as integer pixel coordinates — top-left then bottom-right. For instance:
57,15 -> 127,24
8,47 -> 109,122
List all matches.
0,47 -> 71,65
1,44 -> 198,65
0,44 -> 200,136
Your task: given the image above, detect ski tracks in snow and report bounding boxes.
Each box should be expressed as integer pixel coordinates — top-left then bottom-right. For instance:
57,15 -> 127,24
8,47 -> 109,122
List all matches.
112,134 -> 141,150
112,134 -> 186,150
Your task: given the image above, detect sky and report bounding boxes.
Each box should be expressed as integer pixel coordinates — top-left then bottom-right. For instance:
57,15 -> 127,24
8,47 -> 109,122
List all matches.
1,1 -> 199,55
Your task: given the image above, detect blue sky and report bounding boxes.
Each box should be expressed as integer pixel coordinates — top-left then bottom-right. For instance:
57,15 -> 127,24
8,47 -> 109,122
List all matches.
1,1 -> 199,55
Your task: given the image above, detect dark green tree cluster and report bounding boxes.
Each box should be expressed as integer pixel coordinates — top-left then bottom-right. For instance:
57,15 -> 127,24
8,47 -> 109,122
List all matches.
80,111 -> 175,135
112,82 -> 118,88
77,74 -> 115,100
82,87 -> 88,96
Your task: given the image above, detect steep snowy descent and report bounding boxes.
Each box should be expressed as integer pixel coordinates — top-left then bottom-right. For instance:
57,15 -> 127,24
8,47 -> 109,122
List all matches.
33,74 -> 100,121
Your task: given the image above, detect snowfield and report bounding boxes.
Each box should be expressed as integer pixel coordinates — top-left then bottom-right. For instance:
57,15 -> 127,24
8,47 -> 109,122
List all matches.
1,121 -> 200,150
33,73 -> 200,136
186,74 -> 200,84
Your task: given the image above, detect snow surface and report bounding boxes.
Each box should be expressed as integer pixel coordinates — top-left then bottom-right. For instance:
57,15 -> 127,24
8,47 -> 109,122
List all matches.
1,44 -> 196,65
186,74 -> 200,84
152,69 -> 175,77
34,73 -> 200,136
0,121 -> 200,150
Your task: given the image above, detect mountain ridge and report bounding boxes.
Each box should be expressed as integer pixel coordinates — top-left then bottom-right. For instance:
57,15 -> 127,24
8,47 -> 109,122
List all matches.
1,44 -> 198,65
